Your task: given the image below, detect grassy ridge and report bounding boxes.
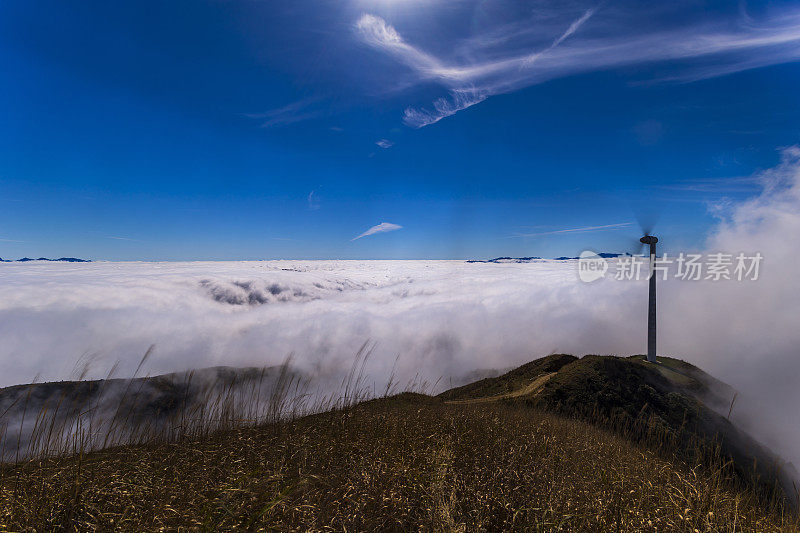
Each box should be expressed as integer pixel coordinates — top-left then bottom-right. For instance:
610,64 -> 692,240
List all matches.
1,352 -> 798,531
437,353 -> 577,402
2,395 -> 797,531
442,354 -> 799,512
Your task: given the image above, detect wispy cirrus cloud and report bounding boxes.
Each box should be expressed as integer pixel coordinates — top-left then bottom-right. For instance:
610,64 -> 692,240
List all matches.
352,222 -> 403,241
403,89 -> 488,128
661,176 -> 762,194
105,236 -> 140,242
307,189 -> 320,211
243,97 -> 324,128
355,4 -> 800,127
512,222 -> 632,238
375,139 -> 394,149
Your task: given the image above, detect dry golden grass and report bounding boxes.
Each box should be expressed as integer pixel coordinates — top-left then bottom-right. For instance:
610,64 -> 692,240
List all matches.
445,372 -> 556,404
1,394 -> 797,531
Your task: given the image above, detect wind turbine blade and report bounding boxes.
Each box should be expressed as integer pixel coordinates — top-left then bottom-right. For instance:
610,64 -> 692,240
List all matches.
635,209 -> 660,236
629,192 -> 665,235
628,238 -> 646,255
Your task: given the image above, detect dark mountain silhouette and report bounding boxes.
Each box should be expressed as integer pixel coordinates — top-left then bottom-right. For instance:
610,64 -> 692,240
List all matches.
467,253 -> 631,263
466,256 -> 542,263
14,257 -> 91,262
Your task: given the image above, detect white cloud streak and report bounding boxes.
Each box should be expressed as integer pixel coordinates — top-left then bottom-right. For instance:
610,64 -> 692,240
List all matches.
403,89 -> 488,128
551,8 -> 596,49
513,222 -> 633,238
307,189 -> 320,210
351,222 -> 403,240
356,6 -> 800,126
243,97 -> 324,128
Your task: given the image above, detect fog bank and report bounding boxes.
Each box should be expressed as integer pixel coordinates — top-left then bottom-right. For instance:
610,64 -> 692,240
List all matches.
1,149 -> 799,467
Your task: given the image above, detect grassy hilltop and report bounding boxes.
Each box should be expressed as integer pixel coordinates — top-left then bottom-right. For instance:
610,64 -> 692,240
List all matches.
1,354 -> 798,531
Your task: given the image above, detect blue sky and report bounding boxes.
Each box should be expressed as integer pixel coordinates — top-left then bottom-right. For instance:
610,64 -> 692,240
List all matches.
1,0 -> 799,260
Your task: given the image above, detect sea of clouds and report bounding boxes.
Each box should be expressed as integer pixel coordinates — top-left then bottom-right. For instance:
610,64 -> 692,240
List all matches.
1,148 -> 800,467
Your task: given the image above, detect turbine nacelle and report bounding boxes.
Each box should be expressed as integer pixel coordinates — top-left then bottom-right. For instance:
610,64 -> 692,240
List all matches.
640,235 -> 658,245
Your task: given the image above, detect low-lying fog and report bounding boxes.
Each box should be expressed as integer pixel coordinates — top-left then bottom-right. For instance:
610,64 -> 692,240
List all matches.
1,148 -> 799,469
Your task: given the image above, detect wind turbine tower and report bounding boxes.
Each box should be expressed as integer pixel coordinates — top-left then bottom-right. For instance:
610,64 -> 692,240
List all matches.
640,234 -> 658,363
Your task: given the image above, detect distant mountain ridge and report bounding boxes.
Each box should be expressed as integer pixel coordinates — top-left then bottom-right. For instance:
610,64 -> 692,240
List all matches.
466,256 -> 542,263
0,257 -> 90,262
553,252 -> 632,260
467,253 -> 631,263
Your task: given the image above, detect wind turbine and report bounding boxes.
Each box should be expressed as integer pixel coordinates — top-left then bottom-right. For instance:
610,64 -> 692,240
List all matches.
640,234 -> 658,363
632,210 -> 660,363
